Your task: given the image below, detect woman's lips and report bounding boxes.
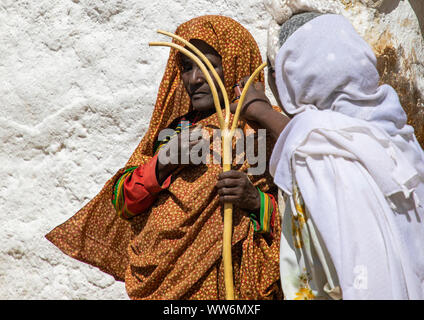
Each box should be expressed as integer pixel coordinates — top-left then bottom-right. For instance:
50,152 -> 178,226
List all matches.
192,92 -> 209,99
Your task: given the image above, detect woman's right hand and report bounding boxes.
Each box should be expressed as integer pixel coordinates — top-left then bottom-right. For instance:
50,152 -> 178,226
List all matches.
156,126 -> 207,184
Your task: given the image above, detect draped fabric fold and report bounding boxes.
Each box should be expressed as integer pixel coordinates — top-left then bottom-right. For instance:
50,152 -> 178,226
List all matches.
271,14 -> 424,299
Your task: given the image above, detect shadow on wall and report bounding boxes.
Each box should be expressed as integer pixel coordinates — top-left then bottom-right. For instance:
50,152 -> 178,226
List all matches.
377,0 -> 400,14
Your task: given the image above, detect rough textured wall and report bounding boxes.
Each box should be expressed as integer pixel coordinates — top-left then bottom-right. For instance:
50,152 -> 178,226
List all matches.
370,0 -> 424,146
348,0 -> 424,147
1,0 -> 422,299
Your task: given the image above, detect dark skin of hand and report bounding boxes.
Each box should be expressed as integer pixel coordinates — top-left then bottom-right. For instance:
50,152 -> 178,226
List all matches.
156,125 -> 206,184
216,170 -> 261,211
229,74 -> 290,141
156,39 -> 262,213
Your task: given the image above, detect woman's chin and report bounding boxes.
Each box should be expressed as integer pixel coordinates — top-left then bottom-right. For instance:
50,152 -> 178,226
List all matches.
192,104 -> 216,113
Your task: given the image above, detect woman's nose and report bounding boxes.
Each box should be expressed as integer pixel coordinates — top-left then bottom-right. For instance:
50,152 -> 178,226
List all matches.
190,67 -> 205,84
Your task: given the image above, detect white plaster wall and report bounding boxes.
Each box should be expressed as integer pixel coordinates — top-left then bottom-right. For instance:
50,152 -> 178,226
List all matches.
0,0 -> 273,300
1,0 -> 422,300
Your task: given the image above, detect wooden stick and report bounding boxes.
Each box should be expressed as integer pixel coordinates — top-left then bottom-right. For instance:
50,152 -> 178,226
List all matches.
221,127 -> 234,300
221,62 -> 267,300
150,38 -> 267,300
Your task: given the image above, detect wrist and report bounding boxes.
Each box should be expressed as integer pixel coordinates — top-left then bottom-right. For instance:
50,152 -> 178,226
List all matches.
254,103 -> 275,125
256,107 -> 289,141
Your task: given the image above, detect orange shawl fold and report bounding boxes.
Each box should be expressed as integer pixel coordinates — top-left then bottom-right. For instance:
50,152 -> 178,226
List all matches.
46,15 -> 282,300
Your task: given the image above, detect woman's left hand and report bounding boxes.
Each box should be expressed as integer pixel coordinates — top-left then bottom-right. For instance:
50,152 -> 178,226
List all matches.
229,76 -> 273,123
216,170 -> 261,212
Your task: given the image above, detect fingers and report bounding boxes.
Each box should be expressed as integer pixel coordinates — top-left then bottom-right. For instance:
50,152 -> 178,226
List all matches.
218,170 -> 244,180
159,124 -> 211,167
216,170 -> 246,192
186,126 -> 208,148
216,178 -> 242,190
217,185 -> 239,195
188,139 -> 203,147
216,171 -> 259,210
189,126 -> 204,141
216,176 -> 243,204
178,125 -> 206,146
232,78 -> 266,123
188,138 -> 208,153
178,125 -> 202,138
219,194 -> 241,204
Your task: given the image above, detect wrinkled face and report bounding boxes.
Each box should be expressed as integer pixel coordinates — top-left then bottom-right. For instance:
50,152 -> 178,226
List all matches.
266,57 -> 283,110
180,39 -> 225,112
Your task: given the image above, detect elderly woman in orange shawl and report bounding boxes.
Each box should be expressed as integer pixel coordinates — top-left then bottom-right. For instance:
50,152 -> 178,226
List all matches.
46,15 -> 282,300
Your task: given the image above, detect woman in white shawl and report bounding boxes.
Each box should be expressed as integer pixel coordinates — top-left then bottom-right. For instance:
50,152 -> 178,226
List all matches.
233,13 -> 424,300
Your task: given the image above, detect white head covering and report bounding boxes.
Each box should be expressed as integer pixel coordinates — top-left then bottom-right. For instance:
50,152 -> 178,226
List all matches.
271,14 -> 424,201
264,0 -> 342,68
275,14 -> 407,132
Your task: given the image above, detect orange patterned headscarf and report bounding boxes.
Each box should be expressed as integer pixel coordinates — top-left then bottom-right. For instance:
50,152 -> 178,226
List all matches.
129,15 -> 266,164
46,15 -> 282,300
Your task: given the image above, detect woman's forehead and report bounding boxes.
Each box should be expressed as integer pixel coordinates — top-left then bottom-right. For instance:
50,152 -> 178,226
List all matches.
177,39 -> 222,65
188,39 -> 221,56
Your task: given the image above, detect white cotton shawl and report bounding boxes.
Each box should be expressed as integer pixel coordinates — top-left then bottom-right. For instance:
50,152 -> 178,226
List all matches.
270,14 -> 424,299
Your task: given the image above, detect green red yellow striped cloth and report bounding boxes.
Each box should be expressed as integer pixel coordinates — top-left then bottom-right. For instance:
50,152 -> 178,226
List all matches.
112,114 -> 277,234
112,166 -> 138,219
250,189 -> 276,234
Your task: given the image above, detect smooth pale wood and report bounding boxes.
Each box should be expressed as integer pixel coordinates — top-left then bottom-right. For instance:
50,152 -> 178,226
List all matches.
222,62 -> 267,300
222,129 -> 234,300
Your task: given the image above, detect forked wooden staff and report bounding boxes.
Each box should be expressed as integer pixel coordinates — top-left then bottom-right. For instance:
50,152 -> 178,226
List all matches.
150,31 -> 267,300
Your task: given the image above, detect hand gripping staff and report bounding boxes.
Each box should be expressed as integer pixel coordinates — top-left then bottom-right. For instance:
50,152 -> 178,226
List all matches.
150,31 -> 267,300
